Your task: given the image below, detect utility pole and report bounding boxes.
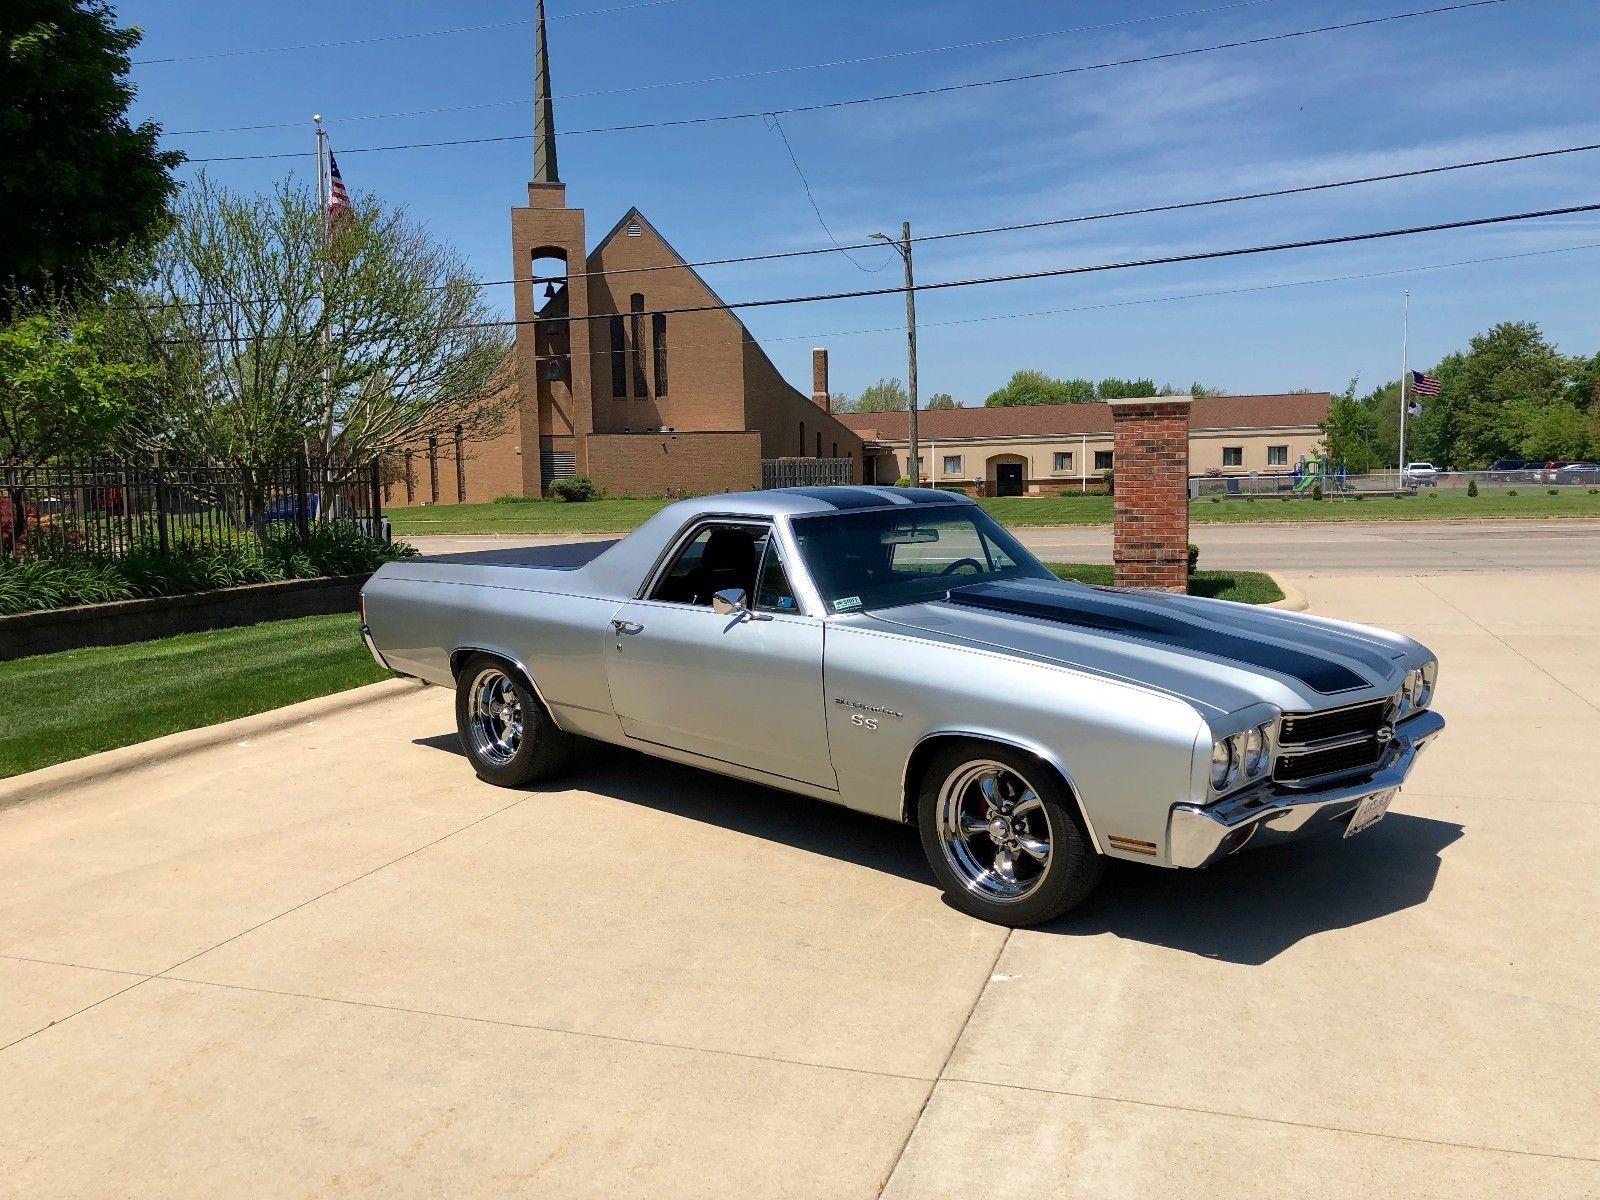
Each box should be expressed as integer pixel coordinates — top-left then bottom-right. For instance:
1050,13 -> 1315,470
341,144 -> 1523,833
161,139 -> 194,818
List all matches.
872,223 -> 920,486
1399,288 -> 1410,487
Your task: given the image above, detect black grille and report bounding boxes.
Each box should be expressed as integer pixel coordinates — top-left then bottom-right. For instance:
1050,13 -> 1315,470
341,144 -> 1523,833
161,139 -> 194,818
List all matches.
1275,738 -> 1385,783
1278,699 -> 1391,747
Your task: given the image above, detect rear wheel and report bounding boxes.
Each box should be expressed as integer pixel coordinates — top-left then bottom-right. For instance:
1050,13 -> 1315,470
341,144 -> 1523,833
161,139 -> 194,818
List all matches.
454,654 -> 574,787
917,743 -> 1103,927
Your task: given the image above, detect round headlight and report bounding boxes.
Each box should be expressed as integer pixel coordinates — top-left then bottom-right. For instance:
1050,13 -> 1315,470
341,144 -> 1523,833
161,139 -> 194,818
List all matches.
1244,724 -> 1271,775
1415,662 -> 1436,710
1210,738 -> 1234,789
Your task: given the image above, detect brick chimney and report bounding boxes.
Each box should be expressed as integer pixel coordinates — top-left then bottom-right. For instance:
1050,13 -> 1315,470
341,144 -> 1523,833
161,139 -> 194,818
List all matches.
1108,396 -> 1192,593
812,347 -> 830,413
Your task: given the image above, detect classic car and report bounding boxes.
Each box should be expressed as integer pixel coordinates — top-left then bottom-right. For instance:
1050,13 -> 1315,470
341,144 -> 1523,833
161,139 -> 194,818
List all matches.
360,487 -> 1444,927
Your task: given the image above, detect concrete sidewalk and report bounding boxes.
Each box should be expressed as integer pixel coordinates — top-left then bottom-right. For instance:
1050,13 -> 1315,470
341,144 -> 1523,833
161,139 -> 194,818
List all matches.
1,572 -> 1597,1197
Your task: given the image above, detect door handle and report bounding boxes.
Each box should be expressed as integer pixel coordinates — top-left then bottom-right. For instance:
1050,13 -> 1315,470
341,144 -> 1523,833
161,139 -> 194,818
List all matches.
611,619 -> 645,635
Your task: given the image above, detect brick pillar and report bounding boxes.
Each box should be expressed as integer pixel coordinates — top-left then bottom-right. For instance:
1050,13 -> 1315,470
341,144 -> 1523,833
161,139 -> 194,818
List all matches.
812,347 -> 830,412
1108,396 -> 1191,593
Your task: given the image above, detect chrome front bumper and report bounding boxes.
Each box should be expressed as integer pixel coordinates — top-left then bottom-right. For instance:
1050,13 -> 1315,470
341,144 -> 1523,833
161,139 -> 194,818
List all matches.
1167,709 -> 1446,869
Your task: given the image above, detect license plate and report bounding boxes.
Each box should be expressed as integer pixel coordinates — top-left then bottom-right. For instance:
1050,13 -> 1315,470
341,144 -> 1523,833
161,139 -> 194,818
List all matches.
1345,789 -> 1396,838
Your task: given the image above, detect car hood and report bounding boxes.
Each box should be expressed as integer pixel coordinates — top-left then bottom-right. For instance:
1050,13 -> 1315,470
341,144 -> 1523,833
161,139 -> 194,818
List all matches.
862,577 -> 1416,717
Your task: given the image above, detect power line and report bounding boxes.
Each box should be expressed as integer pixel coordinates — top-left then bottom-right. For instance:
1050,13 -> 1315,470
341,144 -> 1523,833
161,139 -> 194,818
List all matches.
167,200 -> 1600,343
762,114 -> 893,274
134,140 -> 1600,311
180,0 -> 1513,163
133,0 -> 684,66
163,0 -> 1287,136
759,241 -> 1600,345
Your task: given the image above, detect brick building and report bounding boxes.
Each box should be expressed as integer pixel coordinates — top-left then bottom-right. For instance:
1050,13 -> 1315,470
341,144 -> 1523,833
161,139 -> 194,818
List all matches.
838,392 -> 1331,496
392,1 -> 863,505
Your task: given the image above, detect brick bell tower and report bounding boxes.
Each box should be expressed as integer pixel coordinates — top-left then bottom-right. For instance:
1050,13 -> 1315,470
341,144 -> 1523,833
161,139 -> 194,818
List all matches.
509,0 -> 592,495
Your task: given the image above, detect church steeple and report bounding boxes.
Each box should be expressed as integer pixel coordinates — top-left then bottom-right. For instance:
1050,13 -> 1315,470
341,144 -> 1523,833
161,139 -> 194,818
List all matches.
532,0 -> 560,184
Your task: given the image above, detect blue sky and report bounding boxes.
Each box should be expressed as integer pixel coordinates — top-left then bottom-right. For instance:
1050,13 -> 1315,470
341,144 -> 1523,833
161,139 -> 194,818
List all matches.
123,0 -> 1598,403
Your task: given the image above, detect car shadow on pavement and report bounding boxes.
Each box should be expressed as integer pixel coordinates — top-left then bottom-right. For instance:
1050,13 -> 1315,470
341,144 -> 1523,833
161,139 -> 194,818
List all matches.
1045,813 -> 1465,965
413,732 -> 1461,962
413,733 -> 931,885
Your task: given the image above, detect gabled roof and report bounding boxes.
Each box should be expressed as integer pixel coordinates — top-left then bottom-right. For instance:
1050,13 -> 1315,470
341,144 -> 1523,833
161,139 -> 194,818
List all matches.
839,393 -> 1332,442
587,206 -> 753,333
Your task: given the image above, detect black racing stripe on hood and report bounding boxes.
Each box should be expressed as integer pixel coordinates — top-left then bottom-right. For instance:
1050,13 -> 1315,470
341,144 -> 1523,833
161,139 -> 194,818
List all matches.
945,583 -> 1371,694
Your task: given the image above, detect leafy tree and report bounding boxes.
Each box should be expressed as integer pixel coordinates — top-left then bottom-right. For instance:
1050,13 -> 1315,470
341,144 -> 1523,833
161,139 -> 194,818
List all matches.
985,370 -> 1095,407
1,1 -> 184,316
1186,382 -> 1230,398
924,391 -> 959,410
0,303 -> 149,461
1431,321 -> 1574,467
1095,377 -> 1158,399
833,377 -> 909,413
119,174 -> 513,475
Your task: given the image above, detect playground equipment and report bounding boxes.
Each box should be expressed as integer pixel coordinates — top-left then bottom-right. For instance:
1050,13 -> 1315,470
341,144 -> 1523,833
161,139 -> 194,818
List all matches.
1292,454 -> 1345,493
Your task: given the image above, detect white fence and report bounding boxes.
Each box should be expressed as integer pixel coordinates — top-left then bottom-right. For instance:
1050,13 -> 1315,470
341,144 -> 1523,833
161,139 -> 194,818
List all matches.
1190,467 -> 1600,498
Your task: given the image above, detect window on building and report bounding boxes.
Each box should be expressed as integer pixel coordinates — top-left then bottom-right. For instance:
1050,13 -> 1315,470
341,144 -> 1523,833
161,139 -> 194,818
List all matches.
629,293 -> 648,398
609,315 -> 627,398
1223,446 -> 1244,467
816,431 -> 822,458
832,442 -> 838,459
943,455 -> 963,476
1268,444 -> 1289,466
799,421 -> 805,454
652,313 -> 668,397
1052,451 -> 1073,473
1094,450 -> 1114,471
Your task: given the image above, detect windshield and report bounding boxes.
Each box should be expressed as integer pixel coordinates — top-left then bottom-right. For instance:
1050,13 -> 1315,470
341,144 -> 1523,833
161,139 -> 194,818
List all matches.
791,504 -> 1054,614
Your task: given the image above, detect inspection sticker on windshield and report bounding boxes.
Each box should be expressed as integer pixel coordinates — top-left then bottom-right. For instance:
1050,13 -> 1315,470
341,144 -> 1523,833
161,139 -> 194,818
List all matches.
833,596 -> 863,611
1345,788 -> 1395,838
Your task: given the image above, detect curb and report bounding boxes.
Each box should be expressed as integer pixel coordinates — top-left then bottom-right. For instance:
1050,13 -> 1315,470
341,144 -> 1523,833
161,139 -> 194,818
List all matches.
0,677 -> 425,811
1264,573 -> 1309,611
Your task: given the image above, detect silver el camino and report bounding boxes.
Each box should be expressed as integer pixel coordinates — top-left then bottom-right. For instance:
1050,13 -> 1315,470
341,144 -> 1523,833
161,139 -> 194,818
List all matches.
361,487 -> 1444,927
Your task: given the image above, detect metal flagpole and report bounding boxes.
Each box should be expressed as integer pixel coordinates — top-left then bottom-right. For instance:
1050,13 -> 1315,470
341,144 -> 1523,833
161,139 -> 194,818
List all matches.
1398,288 -> 1410,486
314,116 -> 331,509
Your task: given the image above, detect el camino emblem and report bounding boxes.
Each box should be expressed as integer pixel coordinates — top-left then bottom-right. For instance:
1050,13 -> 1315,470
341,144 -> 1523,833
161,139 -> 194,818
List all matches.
834,697 -> 902,722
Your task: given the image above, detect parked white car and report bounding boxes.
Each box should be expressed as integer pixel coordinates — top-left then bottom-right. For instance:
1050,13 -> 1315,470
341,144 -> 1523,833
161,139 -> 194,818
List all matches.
1403,462 -> 1439,487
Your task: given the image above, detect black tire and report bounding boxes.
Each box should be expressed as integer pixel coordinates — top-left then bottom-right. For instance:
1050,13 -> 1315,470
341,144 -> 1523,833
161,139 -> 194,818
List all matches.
454,653 -> 574,787
916,742 -> 1103,927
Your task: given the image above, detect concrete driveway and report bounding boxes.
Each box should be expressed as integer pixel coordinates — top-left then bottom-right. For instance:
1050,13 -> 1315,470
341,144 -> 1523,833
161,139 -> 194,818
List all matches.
2,571 -> 1597,1197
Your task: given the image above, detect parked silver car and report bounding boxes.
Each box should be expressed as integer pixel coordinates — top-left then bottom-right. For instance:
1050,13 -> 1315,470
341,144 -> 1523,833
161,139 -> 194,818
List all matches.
361,488 -> 1444,926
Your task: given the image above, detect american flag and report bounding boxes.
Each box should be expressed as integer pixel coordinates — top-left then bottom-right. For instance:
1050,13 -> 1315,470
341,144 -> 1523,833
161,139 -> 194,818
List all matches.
1411,370 -> 1442,397
327,151 -> 353,232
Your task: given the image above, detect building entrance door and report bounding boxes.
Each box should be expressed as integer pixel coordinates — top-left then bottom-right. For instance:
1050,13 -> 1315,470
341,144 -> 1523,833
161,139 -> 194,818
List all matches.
994,463 -> 1025,496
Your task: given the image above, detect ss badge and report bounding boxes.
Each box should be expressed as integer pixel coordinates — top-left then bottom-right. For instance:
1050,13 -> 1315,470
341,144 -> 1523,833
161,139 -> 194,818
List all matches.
850,713 -> 879,731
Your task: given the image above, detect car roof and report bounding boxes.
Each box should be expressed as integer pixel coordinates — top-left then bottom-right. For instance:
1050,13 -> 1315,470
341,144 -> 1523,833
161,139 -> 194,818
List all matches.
657,486 -> 975,520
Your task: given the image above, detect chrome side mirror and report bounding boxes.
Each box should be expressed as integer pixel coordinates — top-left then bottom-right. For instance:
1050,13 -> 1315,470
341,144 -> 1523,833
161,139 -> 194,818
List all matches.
712,588 -> 748,617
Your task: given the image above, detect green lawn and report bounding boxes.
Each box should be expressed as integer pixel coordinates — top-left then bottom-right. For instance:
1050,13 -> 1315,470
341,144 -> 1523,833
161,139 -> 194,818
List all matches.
0,614 -> 387,779
1047,563 -> 1283,604
388,487 -> 1600,536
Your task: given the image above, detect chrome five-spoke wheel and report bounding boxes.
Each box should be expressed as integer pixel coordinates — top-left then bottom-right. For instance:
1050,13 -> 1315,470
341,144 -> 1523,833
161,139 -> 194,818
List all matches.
934,760 -> 1053,903
467,667 -> 526,766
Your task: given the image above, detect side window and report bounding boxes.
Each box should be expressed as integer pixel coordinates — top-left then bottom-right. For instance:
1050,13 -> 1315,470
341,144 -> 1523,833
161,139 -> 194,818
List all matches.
754,541 -> 800,613
648,523 -> 769,607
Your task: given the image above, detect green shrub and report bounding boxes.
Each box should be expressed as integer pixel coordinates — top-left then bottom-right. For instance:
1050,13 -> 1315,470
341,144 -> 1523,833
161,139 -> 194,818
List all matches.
1590,488 -> 1598,495
1312,482 -> 1323,501
1209,495 -> 1221,503
1101,469 -> 1115,496
490,493 -> 527,505
1467,479 -> 1478,497
0,557 -> 135,615
1187,543 -> 1199,576
894,476 -> 913,488
1507,489 -> 1518,496
548,475 -> 601,502
1353,494 -> 1364,501
1548,488 -> 1559,496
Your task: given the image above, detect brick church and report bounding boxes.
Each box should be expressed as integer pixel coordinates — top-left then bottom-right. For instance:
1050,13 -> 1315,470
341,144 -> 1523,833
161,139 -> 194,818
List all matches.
402,2 -> 864,505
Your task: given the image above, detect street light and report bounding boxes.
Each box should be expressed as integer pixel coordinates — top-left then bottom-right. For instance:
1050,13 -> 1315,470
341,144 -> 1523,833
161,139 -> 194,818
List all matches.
870,224 -> 920,488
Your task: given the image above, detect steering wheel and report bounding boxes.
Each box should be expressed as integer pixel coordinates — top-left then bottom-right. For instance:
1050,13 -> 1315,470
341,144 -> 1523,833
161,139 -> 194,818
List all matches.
938,558 -> 985,576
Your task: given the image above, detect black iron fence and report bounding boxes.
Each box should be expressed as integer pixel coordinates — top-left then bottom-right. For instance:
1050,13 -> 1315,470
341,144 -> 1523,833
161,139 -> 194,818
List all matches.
1,457 -> 385,560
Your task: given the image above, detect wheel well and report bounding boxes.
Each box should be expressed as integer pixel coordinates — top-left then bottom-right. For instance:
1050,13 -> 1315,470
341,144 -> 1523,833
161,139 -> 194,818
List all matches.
451,647 -> 531,692
901,734 -> 1083,827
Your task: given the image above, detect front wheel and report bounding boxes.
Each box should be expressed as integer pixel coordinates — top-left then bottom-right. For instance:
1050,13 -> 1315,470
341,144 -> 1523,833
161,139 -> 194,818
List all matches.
917,744 -> 1103,927
454,654 -> 574,787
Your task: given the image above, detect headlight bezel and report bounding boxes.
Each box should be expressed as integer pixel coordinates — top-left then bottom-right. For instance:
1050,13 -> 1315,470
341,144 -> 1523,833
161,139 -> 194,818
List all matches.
1243,722 -> 1273,776
1209,737 -> 1235,790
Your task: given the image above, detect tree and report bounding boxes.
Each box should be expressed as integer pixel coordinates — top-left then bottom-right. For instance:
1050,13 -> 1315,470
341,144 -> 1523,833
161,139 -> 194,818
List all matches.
1318,378 -> 1382,473
985,370 -> 1095,407
1095,377 -> 1158,400
1431,321 -> 1574,467
924,391 -> 959,410
0,303 -> 149,461
119,174 -> 513,475
833,377 -> 908,413
1,1 -> 184,316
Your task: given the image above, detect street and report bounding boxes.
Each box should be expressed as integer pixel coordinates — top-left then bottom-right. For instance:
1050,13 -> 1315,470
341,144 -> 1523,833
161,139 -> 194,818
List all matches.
407,517 -> 1600,575
2,567 -> 1597,1197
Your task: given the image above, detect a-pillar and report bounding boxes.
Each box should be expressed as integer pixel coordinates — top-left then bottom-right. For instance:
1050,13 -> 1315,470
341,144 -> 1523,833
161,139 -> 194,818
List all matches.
1108,396 -> 1191,593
